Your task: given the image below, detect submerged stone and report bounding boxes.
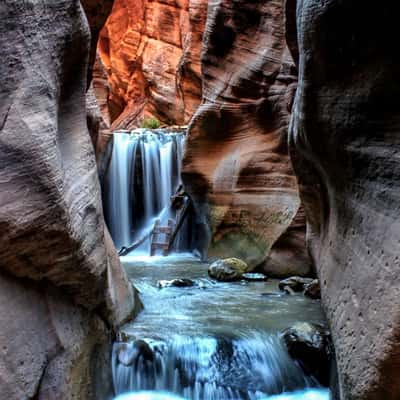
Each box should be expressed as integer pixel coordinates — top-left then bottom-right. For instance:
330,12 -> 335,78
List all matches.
208,258 -> 250,282
157,279 -> 195,288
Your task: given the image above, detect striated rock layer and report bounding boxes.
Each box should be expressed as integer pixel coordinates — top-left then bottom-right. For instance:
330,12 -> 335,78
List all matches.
97,0 -> 206,129
0,1 -> 139,399
182,0 -> 310,275
288,1 -> 400,399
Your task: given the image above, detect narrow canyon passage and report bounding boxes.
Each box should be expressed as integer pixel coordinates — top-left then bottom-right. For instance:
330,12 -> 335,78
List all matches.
1,1 -> 398,399
103,127 -> 332,400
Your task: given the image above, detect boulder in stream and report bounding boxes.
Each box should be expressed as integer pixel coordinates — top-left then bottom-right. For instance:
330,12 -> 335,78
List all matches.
303,280 -> 321,299
278,277 -> 314,292
157,279 -> 195,289
208,258 -> 251,282
282,322 -> 331,385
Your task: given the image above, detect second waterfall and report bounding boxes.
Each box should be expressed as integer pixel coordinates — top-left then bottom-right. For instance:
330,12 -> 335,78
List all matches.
104,129 -> 191,254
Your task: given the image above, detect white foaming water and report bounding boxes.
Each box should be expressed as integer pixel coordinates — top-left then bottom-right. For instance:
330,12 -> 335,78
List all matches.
114,389 -> 330,400
112,333 -> 322,400
114,388 -> 330,400
105,129 -> 186,252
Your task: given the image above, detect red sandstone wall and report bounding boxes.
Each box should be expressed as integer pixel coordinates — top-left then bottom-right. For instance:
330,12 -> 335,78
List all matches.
96,0 -> 206,129
182,0 -> 310,275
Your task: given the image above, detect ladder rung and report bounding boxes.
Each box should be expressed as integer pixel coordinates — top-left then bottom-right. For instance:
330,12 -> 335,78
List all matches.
151,242 -> 169,248
154,227 -> 173,234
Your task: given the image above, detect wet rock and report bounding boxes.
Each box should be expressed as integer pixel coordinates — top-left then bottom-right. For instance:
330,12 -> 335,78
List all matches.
304,280 -> 321,300
157,279 -> 195,289
117,340 -> 154,367
242,273 -> 268,282
282,322 -> 331,385
208,258 -> 250,282
278,277 -> 313,292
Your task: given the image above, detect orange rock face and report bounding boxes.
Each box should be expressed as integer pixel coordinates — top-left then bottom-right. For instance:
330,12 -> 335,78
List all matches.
182,0 -> 310,274
97,0 -> 205,129
95,0 -> 310,275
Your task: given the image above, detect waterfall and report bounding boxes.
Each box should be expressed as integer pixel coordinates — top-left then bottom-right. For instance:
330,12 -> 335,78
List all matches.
104,129 -> 187,253
112,333 -> 320,400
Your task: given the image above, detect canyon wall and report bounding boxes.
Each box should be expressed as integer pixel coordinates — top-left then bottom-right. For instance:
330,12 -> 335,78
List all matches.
182,0 -> 310,275
0,1 -> 139,399
288,0 -> 400,399
96,0 -> 206,129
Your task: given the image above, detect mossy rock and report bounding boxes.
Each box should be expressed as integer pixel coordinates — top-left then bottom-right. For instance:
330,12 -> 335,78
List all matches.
208,258 -> 250,282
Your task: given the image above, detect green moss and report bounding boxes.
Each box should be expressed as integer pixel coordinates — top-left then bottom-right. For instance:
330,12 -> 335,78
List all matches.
141,117 -> 161,129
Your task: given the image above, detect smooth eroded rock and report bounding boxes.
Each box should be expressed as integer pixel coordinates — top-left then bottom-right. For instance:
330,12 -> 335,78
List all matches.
182,0 -> 310,276
0,2 -> 138,398
287,0 -> 400,398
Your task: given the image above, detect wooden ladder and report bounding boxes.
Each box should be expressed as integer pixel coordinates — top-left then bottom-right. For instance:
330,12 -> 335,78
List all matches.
150,219 -> 175,256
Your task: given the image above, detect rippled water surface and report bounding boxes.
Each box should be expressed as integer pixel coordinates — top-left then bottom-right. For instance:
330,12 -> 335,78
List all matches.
114,254 -> 329,399
120,254 -> 326,339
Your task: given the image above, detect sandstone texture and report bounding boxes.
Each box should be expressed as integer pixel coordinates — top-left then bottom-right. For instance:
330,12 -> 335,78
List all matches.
81,0 -> 115,83
288,1 -> 400,399
96,0 -> 206,129
182,0 -> 310,274
0,1 -> 138,399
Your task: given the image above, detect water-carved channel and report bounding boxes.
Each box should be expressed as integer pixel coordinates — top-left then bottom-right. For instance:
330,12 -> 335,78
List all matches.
105,130 -> 331,400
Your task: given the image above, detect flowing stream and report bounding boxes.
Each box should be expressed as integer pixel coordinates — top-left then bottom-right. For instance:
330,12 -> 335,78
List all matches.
106,129 -> 330,400
112,256 -> 330,400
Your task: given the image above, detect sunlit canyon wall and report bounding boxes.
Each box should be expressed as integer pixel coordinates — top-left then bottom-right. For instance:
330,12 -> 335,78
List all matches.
97,0 -> 311,277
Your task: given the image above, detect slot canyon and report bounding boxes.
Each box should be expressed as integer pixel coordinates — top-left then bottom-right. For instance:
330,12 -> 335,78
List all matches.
0,1 -> 399,400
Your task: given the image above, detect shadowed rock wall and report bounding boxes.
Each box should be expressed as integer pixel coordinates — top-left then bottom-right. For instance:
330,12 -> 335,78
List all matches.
288,0 -> 400,399
0,1 -> 139,399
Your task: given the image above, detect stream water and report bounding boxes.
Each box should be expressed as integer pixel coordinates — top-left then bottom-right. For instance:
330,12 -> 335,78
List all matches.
112,255 -> 330,400
106,130 -> 330,400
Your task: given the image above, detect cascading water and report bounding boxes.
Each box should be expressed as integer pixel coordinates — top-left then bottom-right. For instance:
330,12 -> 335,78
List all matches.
104,129 -> 189,254
112,334 -> 318,400
105,130 -> 331,400
112,257 -> 331,400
